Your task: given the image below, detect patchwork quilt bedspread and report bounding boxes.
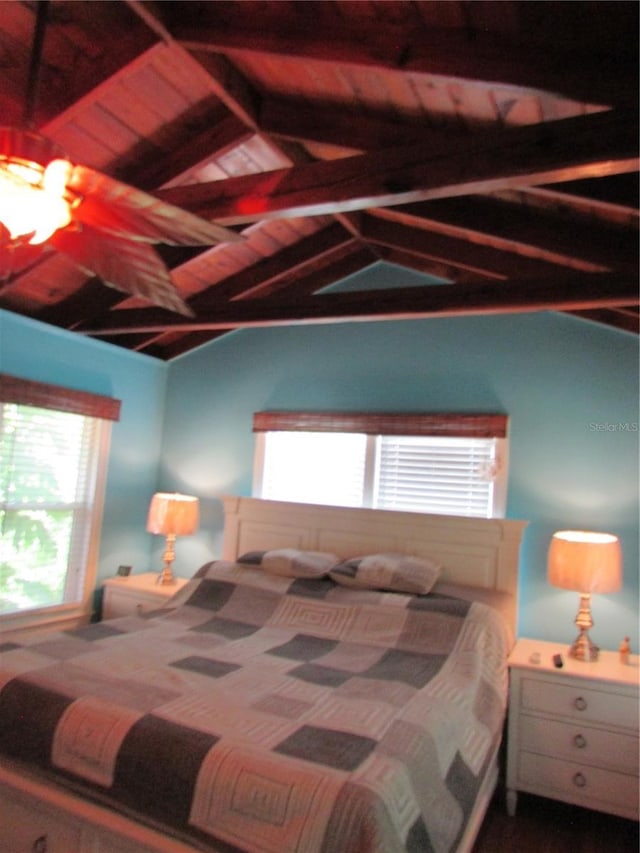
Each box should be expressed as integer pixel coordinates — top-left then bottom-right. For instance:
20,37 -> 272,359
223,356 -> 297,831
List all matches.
0,561 -> 511,853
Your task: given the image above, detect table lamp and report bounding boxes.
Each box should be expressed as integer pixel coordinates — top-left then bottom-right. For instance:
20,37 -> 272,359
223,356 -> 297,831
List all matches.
547,530 -> 622,661
146,492 -> 199,585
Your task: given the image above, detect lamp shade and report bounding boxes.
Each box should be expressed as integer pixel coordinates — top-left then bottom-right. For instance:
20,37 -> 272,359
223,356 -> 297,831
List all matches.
548,530 -> 622,594
146,492 -> 199,536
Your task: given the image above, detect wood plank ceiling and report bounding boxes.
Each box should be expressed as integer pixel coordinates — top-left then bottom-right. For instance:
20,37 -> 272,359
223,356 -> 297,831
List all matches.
0,0 -> 637,360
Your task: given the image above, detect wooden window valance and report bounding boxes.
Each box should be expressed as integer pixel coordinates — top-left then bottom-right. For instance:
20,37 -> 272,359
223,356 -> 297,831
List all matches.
253,411 -> 507,438
0,374 -> 121,421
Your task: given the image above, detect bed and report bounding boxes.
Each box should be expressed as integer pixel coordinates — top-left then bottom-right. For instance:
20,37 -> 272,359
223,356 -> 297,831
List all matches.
0,496 -> 527,853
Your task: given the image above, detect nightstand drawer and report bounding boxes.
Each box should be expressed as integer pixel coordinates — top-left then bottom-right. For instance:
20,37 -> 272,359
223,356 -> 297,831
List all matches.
520,676 -> 638,729
519,714 -> 638,773
103,589 -> 165,618
0,788 -> 86,851
517,751 -> 639,818
102,574 -> 188,620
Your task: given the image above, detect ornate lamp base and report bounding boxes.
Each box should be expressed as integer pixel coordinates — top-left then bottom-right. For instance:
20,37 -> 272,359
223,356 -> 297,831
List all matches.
156,533 -> 177,585
568,629 -> 599,661
568,593 -> 599,661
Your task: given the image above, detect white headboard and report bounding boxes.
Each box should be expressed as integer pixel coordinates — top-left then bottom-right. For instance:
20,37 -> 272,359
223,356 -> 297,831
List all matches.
221,496 -> 527,631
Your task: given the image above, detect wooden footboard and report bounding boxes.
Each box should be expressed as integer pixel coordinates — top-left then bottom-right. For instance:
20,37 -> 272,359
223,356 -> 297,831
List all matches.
0,752 -> 499,853
0,759 -> 207,852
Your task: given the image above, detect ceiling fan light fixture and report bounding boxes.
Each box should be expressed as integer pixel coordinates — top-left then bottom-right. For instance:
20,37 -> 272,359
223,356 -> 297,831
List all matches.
0,127 -> 75,245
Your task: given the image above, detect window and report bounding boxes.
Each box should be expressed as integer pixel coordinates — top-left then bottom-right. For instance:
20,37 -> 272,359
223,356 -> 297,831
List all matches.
0,374 -> 120,628
253,412 -> 508,518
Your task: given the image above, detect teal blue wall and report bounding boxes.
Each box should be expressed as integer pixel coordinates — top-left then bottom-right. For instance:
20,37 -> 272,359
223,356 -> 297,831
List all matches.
163,264 -> 639,652
1,309 -> 167,614
3,256 -> 638,653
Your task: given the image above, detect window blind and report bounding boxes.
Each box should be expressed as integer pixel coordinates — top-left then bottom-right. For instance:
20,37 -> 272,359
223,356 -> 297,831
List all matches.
374,435 -> 496,518
0,403 -> 104,615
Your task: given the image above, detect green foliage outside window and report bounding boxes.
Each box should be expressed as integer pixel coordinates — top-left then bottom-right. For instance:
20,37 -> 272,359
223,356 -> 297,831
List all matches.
0,404 -> 88,615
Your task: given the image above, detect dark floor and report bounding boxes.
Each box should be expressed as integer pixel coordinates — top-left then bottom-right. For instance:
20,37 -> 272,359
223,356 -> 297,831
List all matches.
473,787 -> 639,853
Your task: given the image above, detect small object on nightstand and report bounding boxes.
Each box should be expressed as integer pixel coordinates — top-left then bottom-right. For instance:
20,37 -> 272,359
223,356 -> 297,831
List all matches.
117,565 -> 132,577
552,653 -> 563,668
620,636 -> 630,665
529,652 -> 541,664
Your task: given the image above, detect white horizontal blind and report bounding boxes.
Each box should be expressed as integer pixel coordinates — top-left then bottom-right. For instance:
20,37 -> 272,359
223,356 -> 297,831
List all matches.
259,431 -> 367,508
374,435 -> 497,518
0,403 -> 102,615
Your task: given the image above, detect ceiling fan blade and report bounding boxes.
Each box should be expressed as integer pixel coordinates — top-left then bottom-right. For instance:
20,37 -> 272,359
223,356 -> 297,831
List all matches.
51,226 -> 194,316
67,164 -> 241,246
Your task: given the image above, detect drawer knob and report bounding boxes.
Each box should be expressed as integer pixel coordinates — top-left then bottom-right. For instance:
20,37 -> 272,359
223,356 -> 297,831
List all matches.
32,836 -> 48,853
573,733 -> 587,749
574,696 -> 588,711
572,771 -> 587,789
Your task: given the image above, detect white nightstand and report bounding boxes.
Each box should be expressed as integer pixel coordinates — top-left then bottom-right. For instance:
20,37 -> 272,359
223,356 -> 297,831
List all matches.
102,572 -> 188,619
506,637 -> 639,821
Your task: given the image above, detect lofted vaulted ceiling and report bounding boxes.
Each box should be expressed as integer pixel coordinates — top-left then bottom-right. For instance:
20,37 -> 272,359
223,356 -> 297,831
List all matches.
0,0 -> 637,360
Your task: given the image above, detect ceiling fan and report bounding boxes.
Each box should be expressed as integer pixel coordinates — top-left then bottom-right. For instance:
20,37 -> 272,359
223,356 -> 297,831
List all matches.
0,1 -> 240,316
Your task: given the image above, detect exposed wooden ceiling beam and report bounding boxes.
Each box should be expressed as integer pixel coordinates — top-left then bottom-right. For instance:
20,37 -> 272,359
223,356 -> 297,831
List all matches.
403,30 -> 638,108
569,308 -> 640,334
37,279 -> 129,329
257,245 -> 379,301
489,187 -> 639,229
259,97 -> 433,151
139,328 -> 234,359
138,245 -> 379,358
81,273 -> 639,336
155,109 -> 638,225
62,222 -> 357,337
192,222 -> 356,307
374,247 -> 496,285
190,51 -> 261,129
131,323 -> 233,356
0,2 -> 636,355
124,0 -> 176,45
232,238 -> 364,301
361,214 -> 583,279
376,197 -> 636,273
172,18 -> 637,107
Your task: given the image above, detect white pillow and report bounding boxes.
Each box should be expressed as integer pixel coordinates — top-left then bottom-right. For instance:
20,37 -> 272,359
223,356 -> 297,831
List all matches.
261,548 -> 339,578
330,552 -> 441,594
